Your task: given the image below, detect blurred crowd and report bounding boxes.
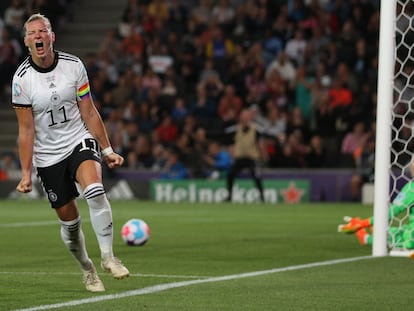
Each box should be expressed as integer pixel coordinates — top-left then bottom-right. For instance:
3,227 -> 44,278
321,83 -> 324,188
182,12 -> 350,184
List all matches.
1,0 -> 383,185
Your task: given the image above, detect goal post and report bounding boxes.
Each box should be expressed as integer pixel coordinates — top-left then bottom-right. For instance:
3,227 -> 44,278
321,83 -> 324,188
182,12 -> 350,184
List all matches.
374,0 -> 414,257
372,0 -> 396,257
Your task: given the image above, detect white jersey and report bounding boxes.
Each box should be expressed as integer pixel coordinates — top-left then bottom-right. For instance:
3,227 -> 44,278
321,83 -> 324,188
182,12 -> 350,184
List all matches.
12,51 -> 93,168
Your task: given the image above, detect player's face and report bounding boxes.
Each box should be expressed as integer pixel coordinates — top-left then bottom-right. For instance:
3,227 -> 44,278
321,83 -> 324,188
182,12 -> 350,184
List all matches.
24,19 -> 55,61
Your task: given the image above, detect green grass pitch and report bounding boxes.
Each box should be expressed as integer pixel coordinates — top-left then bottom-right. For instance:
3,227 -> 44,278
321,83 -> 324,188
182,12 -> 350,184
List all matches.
1,199 -> 414,311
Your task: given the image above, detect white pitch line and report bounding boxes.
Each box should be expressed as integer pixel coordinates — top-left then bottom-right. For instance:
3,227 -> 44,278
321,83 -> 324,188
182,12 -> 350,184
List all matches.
131,273 -> 210,279
0,220 -> 59,228
0,219 -> 90,228
0,271 -> 209,279
9,255 -> 374,311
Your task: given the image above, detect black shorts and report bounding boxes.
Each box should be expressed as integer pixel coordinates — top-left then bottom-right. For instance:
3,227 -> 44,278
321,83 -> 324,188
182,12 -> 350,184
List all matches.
37,138 -> 102,209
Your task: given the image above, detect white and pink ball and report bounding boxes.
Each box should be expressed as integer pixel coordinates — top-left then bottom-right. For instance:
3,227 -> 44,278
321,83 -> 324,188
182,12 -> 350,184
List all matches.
121,219 -> 150,246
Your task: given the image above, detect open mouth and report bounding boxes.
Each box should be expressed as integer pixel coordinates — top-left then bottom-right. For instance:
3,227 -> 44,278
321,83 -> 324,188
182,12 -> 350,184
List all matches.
35,41 -> 44,49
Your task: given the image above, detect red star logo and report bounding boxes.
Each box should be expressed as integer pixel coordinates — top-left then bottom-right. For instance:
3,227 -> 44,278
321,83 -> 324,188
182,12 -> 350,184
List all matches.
280,182 -> 305,203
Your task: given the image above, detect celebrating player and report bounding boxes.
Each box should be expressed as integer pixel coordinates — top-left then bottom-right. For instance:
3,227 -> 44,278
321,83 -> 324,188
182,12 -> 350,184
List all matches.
12,13 -> 129,292
338,170 -> 414,251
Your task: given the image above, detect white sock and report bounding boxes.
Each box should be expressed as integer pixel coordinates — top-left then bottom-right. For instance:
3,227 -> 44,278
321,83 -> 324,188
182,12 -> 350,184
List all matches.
84,183 -> 114,259
60,216 -> 90,270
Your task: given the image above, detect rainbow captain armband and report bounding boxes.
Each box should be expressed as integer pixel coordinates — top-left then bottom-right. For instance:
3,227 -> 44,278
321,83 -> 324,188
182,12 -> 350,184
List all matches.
77,82 -> 91,100
337,216 -> 372,234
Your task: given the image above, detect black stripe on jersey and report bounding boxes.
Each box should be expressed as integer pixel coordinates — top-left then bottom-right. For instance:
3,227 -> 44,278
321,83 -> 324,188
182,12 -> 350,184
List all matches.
13,103 -> 32,110
58,51 -> 78,59
16,58 -> 31,78
59,56 -> 79,63
58,51 -> 78,63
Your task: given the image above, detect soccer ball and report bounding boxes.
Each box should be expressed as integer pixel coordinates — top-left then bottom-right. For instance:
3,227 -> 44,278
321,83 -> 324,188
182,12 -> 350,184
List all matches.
121,219 -> 150,246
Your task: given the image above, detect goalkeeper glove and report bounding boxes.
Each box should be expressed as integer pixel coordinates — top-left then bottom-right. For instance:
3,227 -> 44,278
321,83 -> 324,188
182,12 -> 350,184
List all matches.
337,216 -> 371,234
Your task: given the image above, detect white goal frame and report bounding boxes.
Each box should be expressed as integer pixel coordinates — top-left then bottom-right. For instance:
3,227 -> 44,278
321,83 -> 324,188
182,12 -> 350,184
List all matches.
372,0 -> 396,256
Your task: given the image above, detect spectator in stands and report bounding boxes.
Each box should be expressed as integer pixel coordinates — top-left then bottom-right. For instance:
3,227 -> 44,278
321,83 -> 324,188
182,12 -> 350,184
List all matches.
349,134 -> 375,201
284,129 -> 310,168
190,82 -> 217,121
285,28 -> 307,66
183,126 -> 210,178
205,25 -> 234,74
121,22 -> 145,57
199,58 -> 220,83
142,66 -> 162,94
328,78 -> 353,110
0,28 -> 20,93
127,134 -> 154,169
286,107 -> 310,143
203,140 -> 232,179
167,0 -> 188,34
3,0 -> 25,29
202,69 -> 224,104
135,101 -> 156,134
334,61 -> 358,95
290,65 -> 314,123
118,1 -> 139,39
211,0 -> 235,29
217,83 -> 243,124
265,69 -> 288,111
0,150 -> 20,180
340,121 -> 370,167
151,141 -> 167,171
245,64 -> 267,105
161,145 -> 189,179
245,41 -> 266,71
190,0 -> 212,26
312,89 -> 337,153
266,51 -> 296,84
111,73 -> 133,107
262,104 -> 287,143
155,114 -> 179,147
171,97 -> 188,125
306,134 -> 328,168
147,0 -> 169,23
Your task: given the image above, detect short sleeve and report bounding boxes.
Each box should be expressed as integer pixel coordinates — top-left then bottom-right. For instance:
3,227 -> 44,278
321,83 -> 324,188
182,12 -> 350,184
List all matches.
12,74 -> 31,109
76,61 -> 91,101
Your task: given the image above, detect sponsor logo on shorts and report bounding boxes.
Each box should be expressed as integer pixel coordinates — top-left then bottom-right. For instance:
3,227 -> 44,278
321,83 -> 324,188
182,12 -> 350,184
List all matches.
48,191 -> 58,202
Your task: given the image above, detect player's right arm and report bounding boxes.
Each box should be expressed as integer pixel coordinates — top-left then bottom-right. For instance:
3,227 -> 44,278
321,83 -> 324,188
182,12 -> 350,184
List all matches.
14,108 -> 34,193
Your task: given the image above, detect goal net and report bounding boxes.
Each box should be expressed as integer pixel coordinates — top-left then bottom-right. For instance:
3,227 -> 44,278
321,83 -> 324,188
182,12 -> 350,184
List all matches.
374,0 -> 414,257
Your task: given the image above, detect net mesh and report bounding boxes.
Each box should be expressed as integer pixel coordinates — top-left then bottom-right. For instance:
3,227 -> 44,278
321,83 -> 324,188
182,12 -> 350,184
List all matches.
389,0 -> 414,254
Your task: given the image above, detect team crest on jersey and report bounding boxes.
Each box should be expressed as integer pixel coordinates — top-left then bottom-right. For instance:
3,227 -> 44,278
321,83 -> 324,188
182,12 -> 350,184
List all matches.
51,93 -> 61,105
13,83 -> 22,97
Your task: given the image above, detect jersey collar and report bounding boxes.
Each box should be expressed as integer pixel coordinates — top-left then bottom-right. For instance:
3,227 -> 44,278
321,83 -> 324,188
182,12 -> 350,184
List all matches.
29,51 -> 59,73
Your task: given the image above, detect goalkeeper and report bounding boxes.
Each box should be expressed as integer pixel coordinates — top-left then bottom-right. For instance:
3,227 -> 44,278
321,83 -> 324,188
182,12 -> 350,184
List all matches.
338,180 -> 414,249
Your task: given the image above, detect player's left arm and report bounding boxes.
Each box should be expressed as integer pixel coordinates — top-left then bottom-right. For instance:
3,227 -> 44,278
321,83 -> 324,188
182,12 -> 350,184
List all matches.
78,97 -> 124,168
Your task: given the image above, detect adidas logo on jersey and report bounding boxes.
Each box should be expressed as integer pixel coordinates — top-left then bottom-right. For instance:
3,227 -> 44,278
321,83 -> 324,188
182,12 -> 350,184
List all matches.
49,82 -> 56,88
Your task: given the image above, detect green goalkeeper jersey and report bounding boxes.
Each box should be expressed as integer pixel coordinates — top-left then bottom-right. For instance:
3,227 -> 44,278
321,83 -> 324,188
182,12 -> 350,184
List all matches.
370,181 -> 414,228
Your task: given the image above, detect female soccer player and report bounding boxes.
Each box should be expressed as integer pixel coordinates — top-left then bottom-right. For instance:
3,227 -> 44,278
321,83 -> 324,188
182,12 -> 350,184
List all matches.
12,13 -> 129,292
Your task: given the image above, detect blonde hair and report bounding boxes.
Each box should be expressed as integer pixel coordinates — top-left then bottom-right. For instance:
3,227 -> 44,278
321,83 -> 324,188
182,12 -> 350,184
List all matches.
23,13 -> 52,36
